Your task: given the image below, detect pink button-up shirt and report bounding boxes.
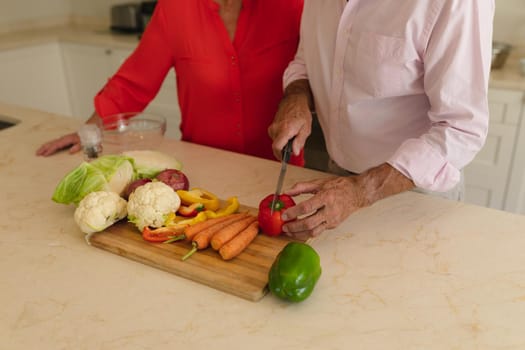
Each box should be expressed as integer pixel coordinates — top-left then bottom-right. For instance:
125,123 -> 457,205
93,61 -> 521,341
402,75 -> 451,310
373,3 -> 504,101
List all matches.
284,0 -> 494,192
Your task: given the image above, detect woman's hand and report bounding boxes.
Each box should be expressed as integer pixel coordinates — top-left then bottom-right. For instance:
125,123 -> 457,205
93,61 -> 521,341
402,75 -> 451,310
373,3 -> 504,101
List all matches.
36,132 -> 81,156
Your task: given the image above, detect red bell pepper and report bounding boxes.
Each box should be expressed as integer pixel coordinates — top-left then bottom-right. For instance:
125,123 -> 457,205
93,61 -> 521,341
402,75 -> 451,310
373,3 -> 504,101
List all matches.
177,202 -> 205,217
258,194 -> 296,236
142,226 -> 186,243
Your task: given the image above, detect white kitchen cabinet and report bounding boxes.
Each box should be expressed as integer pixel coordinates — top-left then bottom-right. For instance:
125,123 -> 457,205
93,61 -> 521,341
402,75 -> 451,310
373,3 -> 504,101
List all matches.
61,42 -> 181,139
464,88 -> 525,212
0,42 -> 72,116
504,102 -> 525,214
61,43 -> 117,119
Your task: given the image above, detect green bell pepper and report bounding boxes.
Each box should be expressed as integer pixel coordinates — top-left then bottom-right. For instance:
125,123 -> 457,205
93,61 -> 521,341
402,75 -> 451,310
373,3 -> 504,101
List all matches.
268,242 -> 322,302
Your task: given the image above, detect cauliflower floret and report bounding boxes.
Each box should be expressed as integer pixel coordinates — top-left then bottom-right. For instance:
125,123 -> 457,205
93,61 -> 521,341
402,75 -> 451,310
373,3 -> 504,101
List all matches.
74,191 -> 128,234
127,181 -> 181,231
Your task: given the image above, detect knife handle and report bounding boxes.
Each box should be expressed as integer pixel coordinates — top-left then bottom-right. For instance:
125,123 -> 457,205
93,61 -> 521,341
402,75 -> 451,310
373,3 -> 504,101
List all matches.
282,137 -> 294,163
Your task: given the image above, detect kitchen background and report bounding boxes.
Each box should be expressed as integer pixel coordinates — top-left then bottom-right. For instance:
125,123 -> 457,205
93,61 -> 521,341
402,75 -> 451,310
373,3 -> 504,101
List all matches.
1,0 -> 524,41
1,0 -> 525,215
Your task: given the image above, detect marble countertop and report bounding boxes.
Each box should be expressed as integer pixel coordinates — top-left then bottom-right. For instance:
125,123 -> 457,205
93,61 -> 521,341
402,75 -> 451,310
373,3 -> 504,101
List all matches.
0,23 -> 140,51
2,103 -> 525,349
0,24 -> 524,91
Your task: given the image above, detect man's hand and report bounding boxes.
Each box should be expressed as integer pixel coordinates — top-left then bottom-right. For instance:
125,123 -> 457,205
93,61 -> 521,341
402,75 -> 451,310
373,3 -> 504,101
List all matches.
280,175 -> 365,240
281,163 -> 415,239
268,79 -> 314,160
36,132 -> 82,156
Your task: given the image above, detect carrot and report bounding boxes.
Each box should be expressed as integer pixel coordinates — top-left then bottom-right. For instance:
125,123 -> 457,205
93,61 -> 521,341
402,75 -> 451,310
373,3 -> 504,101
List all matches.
210,215 -> 257,251
181,213 -> 250,261
183,212 -> 248,242
219,220 -> 259,261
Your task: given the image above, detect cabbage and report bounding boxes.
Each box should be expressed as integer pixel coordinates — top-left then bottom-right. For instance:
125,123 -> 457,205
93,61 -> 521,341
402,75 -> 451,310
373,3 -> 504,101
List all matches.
122,150 -> 182,179
52,155 -> 135,205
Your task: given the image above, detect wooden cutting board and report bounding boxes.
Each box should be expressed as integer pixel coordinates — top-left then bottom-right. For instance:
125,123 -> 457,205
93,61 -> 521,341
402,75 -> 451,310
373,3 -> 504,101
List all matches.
88,205 -> 303,302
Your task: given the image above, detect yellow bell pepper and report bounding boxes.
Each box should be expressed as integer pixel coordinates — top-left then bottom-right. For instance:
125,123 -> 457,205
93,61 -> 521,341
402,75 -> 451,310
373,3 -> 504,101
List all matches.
165,211 -> 208,227
205,196 -> 240,218
176,188 -> 221,211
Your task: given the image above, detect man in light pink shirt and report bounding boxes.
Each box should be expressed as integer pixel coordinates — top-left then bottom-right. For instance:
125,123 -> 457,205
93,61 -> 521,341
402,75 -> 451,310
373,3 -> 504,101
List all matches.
269,0 -> 495,239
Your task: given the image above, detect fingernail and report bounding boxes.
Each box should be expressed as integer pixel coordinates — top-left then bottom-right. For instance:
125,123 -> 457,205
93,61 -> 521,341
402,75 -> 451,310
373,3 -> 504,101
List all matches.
281,214 -> 288,221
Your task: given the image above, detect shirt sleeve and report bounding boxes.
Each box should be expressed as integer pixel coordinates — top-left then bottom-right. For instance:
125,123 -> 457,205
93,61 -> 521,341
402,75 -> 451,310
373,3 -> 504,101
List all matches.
283,30 -> 309,89
94,0 -> 174,116
388,0 -> 494,192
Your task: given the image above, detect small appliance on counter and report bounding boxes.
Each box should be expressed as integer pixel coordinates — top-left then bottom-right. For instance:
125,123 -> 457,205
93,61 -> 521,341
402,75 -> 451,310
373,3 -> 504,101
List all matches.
491,41 -> 512,70
110,1 -> 157,34
140,1 -> 157,30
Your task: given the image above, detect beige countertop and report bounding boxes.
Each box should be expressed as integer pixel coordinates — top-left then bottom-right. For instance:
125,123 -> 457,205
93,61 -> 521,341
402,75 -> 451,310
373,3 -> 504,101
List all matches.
0,24 -> 524,92
2,103 -> 525,349
0,23 -> 139,51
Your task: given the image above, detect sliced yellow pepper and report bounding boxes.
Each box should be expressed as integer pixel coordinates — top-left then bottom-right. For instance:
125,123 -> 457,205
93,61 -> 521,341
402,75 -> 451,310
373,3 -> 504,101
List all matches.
165,211 -> 208,227
205,196 -> 240,219
176,188 -> 221,211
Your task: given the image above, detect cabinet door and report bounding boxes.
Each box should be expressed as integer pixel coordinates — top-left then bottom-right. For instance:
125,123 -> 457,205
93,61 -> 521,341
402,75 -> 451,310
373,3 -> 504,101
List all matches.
0,42 -> 72,116
107,47 -> 134,73
504,103 -> 525,214
64,43 -> 181,140
108,48 -> 182,140
62,43 -> 115,119
464,89 -> 523,209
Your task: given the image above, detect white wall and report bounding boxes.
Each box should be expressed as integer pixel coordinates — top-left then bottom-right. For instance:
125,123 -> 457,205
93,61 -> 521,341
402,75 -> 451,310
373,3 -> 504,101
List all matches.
0,0 -> 131,31
0,0 -> 524,44
69,0 -> 133,20
494,0 -> 525,44
0,0 -> 71,32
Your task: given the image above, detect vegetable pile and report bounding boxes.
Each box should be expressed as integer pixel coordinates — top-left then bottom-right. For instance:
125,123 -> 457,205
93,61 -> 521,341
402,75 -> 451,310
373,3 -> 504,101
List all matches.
53,150 -> 259,261
54,152 -> 323,300
52,151 -> 183,205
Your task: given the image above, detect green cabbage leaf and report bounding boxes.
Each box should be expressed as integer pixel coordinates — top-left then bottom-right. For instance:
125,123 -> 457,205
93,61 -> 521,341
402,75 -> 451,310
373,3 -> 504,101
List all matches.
52,155 -> 136,205
123,150 -> 183,178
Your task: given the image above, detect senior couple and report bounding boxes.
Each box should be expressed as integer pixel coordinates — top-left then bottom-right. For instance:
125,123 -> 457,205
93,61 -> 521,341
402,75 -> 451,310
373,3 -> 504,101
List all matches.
37,0 -> 495,238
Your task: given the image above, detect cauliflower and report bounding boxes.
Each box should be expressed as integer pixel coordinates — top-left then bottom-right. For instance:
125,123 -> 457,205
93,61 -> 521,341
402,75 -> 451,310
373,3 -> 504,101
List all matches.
74,191 -> 128,234
127,181 -> 181,231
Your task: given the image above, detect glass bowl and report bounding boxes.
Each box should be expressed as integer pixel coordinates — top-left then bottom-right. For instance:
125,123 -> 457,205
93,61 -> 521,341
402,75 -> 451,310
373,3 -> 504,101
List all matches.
96,112 -> 166,152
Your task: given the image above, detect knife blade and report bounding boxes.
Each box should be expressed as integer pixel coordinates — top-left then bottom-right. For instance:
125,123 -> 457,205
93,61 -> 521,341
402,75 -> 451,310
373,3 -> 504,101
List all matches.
270,138 -> 294,215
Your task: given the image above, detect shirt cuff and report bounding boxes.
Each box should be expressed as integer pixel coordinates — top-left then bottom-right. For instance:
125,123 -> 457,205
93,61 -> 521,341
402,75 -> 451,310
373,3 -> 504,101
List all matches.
94,84 -> 123,118
388,139 -> 461,192
283,62 -> 308,90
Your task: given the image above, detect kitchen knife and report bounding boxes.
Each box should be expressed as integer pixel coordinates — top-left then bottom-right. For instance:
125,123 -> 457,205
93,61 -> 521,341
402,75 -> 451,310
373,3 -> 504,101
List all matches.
270,138 -> 294,215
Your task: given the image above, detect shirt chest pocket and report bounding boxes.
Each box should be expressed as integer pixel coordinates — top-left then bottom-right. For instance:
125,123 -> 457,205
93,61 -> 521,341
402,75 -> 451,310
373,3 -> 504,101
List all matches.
346,31 -> 422,98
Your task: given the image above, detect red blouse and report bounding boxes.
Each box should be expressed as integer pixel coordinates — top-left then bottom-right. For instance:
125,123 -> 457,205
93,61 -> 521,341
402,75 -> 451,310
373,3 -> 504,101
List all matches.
95,0 -> 304,165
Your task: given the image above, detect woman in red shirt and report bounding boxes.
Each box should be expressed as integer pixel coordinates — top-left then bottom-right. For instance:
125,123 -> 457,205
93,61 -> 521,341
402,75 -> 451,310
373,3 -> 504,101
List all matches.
37,0 -> 304,165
